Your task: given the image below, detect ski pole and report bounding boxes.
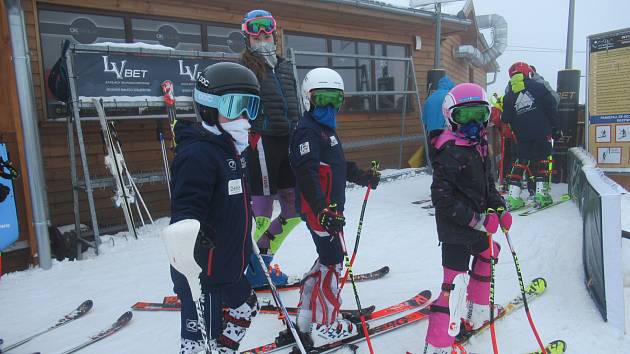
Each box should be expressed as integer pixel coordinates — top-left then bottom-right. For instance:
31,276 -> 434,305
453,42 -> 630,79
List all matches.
486,208 -> 500,354
250,236 -> 307,354
498,135 -> 505,188
338,231 -> 374,354
498,207 -> 547,354
339,160 -> 379,292
157,119 -> 172,199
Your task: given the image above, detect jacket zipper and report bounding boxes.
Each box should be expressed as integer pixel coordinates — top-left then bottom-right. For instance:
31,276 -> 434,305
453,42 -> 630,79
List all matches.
271,68 -> 289,125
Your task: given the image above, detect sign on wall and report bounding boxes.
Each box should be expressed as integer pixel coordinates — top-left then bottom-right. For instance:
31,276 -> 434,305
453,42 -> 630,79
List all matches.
587,28 -> 630,170
73,51 -> 230,101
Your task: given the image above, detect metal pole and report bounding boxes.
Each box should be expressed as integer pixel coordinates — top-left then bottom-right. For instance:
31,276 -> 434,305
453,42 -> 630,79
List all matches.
6,0 -> 52,269
66,48 -> 101,252
565,0 -> 576,69
410,57 -> 433,173
434,2 -> 442,69
398,60 -> 410,168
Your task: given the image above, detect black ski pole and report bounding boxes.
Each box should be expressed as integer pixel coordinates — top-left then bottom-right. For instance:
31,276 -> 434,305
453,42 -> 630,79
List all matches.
251,235 -> 307,354
339,160 -> 379,290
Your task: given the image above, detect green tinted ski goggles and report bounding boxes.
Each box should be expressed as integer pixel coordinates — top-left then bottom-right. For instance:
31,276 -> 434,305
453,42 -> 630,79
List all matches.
311,89 -> 344,109
194,89 -> 260,120
451,105 -> 490,125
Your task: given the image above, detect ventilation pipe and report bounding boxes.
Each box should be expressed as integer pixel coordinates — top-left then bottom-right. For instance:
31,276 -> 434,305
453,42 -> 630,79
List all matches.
455,14 -> 507,70
6,0 -> 52,269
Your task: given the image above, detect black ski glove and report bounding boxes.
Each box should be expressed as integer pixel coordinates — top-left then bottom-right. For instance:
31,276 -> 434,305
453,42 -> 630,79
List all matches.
356,169 -> 381,189
552,128 -> 563,140
318,203 -> 345,235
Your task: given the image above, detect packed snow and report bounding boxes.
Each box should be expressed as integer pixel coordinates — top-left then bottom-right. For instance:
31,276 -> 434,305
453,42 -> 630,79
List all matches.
1,171 -> 629,353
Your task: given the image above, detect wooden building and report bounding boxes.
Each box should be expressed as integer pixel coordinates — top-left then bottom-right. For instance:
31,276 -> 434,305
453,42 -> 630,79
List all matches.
0,0 -> 500,271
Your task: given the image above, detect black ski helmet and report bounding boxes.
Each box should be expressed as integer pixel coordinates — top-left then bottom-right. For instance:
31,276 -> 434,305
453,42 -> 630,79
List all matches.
194,61 -> 260,124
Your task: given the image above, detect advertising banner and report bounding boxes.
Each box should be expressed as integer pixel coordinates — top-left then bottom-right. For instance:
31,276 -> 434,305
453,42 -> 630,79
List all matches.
73,50 -> 231,101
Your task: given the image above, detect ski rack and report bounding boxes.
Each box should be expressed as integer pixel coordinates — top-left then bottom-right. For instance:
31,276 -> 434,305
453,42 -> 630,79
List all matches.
64,43 -> 240,257
288,49 -> 431,172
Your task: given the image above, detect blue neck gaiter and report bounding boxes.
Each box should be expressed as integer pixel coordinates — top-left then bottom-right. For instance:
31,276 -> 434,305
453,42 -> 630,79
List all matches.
458,122 -> 484,141
312,106 -> 338,129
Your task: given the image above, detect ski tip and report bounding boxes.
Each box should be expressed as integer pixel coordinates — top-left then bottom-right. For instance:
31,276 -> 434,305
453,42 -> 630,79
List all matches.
118,311 -> 133,323
80,300 -> 94,311
380,266 -> 390,274
419,289 -> 432,300
547,339 -> 567,354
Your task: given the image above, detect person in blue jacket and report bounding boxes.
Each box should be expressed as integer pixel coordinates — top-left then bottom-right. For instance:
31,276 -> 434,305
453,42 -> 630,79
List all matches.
289,68 -> 380,348
161,62 -> 261,354
422,75 -> 455,136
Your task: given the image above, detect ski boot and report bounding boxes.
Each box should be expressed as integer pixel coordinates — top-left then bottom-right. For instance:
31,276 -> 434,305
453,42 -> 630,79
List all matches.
245,251 -> 289,289
216,292 -> 258,354
422,342 -> 453,354
307,318 -> 360,348
180,338 -> 214,354
506,182 -> 525,211
534,177 -> 553,208
462,301 -> 504,332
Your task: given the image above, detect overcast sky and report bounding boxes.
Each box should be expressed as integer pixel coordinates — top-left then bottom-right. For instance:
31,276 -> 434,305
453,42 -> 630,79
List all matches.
384,0 -> 630,103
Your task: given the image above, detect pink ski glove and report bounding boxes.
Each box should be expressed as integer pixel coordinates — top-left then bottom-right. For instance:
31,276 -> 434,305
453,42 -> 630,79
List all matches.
498,210 -> 513,231
470,213 -> 499,234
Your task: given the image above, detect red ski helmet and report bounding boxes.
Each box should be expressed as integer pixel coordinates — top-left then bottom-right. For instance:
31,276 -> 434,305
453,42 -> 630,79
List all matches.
508,61 -> 533,78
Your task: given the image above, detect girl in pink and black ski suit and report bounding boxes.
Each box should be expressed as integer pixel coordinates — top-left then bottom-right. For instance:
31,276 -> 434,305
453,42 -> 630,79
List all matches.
424,83 -> 512,354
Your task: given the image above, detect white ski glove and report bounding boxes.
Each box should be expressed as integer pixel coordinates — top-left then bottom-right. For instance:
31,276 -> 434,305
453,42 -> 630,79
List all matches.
161,219 -> 203,301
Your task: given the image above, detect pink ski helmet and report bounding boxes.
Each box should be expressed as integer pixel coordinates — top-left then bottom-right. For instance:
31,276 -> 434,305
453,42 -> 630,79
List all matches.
442,83 -> 490,129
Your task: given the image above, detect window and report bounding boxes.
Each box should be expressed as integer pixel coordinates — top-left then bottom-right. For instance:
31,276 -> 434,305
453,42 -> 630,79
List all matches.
207,25 -> 243,53
39,9 -> 125,119
376,44 -> 407,111
38,8 -> 245,119
132,19 -> 201,51
284,34 -> 327,84
285,33 -> 410,112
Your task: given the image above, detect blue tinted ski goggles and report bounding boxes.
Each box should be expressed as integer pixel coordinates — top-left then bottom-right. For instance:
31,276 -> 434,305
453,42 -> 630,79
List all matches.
194,89 -> 260,120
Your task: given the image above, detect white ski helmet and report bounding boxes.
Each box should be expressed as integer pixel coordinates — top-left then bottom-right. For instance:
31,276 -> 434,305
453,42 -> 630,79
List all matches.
301,68 -> 344,111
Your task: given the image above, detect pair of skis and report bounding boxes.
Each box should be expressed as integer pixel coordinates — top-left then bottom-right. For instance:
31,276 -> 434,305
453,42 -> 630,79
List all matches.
132,266 -> 390,312
93,99 -> 154,239
517,194 -> 571,216
243,278 -> 564,354
0,300 -> 131,354
241,290 -> 433,354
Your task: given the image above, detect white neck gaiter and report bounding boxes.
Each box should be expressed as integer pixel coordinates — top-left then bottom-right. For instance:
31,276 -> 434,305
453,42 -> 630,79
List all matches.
221,119 -> 251,154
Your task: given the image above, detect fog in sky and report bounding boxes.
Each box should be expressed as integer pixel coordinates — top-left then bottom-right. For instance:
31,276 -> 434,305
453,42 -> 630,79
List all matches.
384,0 -> 630,103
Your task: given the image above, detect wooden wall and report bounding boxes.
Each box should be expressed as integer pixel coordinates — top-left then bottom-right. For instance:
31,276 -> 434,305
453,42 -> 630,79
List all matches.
9,0 -> 491,267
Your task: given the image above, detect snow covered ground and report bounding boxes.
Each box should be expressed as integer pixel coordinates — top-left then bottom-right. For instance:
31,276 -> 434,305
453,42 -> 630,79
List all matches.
1,172 -> 629,353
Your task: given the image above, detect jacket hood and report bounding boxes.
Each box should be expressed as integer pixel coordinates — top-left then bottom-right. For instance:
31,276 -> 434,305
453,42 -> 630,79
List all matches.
437,76 -> 455,91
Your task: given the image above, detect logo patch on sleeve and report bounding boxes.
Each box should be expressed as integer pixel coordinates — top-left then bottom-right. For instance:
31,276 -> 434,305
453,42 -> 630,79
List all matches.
329,135 -> 338,146
299,142 -> 310,155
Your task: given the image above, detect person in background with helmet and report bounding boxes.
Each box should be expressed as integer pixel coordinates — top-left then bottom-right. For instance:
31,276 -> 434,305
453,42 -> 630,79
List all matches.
423,83 -> 510,354
489,93 -> 514,190
161,62 -> 261,354
502,61 -> 561,210
239,9 -> 302,289
288,68 -> 380,347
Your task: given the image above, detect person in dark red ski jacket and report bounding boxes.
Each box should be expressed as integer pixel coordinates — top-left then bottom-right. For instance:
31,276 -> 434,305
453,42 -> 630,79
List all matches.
162,62 -> 260,354
423,83 -> 511,354
289,68 -> 380,348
